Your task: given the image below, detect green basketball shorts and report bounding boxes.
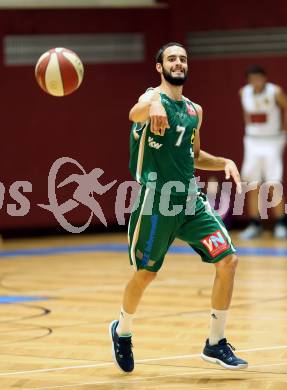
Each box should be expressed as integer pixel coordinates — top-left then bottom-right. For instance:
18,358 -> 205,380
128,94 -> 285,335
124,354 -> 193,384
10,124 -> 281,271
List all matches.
128,186 -> 236,272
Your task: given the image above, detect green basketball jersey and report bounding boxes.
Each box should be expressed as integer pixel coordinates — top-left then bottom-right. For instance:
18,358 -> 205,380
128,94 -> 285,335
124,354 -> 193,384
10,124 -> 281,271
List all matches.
129,91 -> 199,196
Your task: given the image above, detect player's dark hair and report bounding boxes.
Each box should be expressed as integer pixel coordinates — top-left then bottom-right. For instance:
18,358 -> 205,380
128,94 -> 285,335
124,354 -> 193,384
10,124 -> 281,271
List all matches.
156,42 -> 186,64
245,65 -> 266,77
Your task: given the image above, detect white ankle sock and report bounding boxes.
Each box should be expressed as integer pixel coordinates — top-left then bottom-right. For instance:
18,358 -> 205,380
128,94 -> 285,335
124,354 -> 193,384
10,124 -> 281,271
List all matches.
208,309 -> 228,346
116,307 -> 134,336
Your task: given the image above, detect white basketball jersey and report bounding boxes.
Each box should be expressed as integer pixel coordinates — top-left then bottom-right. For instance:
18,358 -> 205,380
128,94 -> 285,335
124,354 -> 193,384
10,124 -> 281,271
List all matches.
241,82 -> 281,136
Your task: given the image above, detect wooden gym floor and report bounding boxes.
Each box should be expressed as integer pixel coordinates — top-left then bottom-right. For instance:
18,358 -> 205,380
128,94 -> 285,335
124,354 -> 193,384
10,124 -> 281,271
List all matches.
0,232 -> 286,389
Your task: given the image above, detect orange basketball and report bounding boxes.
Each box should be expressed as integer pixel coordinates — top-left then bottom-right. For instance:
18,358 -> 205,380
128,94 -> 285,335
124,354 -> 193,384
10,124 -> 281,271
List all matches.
35,48 -> 84,96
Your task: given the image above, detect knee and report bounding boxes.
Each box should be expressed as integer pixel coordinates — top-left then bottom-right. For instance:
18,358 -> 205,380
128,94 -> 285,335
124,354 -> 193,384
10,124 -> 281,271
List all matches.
134,269 -> 157,288
215,254 -> 238,275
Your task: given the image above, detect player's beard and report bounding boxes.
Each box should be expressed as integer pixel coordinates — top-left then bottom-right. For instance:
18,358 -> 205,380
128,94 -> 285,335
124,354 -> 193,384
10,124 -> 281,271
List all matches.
162,66 -> 187,86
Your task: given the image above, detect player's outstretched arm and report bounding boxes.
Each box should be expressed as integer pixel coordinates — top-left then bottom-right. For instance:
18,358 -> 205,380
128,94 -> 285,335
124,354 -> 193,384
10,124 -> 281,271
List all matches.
129,88 -> 169,136
195,151 -> 242,194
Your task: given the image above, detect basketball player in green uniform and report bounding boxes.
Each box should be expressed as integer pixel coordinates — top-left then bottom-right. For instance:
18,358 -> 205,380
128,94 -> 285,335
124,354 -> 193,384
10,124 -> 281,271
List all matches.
110,42 -> 248,372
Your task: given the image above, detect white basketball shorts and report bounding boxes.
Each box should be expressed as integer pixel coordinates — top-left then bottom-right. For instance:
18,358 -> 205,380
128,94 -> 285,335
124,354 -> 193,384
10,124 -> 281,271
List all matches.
241,133 -> 286,182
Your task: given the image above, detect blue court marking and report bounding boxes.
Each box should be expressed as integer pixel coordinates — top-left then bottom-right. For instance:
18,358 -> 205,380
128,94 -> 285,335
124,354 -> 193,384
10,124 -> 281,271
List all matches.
0,244 -> 127,258
170,246 -> 287,256
0,243 -> 286,258
235,247 -> 287,256
0,296 -> 48,304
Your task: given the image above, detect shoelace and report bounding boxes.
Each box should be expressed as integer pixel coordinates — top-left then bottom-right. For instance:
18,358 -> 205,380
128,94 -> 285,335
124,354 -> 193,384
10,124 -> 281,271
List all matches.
221,342 -> 236,359
117,338 -> 133,358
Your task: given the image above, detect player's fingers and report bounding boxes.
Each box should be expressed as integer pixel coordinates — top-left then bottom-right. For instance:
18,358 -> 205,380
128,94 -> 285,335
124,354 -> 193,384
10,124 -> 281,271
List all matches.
225,167 -> 230,180
233,172 -> 242,194
151,116 -> 160,135
150,116 -> 155,133
159,117 -> 169,133
162,117 -> 170,129
157,119 -> 165,136
151,116 -> 168,135
153,117 -> 161,135
158,115 -> 168,126
235,170 -> 242,182
236,181 -> 242,194
157,117 -> 166,135
229,168 -> 241,193
158,127 -> 166,136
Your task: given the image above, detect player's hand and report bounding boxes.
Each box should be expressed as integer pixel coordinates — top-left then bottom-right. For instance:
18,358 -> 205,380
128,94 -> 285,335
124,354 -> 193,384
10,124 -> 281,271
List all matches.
149,101 -> 170,136
224,159 -> 242,194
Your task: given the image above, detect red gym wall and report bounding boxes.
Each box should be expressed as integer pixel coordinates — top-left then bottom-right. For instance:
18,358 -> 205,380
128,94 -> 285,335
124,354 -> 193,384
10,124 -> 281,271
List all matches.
0,1 -> 287,232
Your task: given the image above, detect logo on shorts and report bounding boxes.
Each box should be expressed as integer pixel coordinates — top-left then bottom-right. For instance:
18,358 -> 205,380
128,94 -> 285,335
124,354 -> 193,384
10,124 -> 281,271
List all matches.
201,230 -> 230,258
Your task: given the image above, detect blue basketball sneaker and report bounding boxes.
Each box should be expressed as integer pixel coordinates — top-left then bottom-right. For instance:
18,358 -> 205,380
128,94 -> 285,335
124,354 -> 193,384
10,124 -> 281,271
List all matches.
201,338 -> 248,370
109,320 -> 134,373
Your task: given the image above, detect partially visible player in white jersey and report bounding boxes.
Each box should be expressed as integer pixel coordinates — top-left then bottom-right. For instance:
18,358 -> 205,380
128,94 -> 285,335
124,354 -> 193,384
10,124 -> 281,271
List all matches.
239,65 -> 287,239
